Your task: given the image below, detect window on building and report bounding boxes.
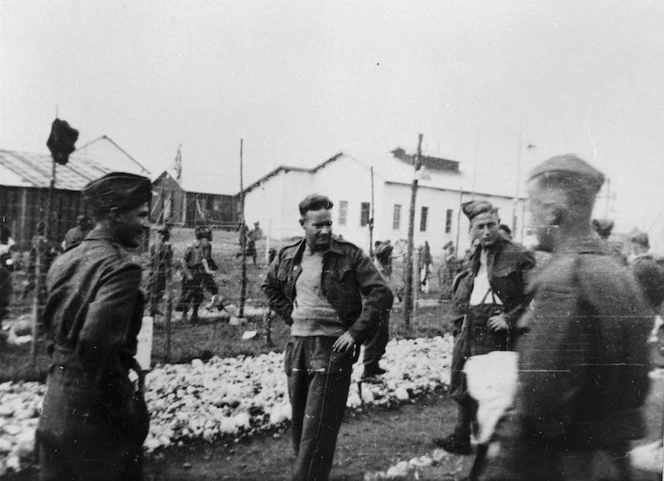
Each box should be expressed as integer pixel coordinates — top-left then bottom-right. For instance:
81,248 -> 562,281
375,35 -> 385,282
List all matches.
393,204 -> 402,230
360,202 -> 371,227
420,206 -> 429,232
339,200 -> 348,226
445,209 -> 453,233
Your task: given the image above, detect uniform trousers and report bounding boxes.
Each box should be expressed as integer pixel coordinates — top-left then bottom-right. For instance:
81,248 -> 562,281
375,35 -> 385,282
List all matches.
362,313 -> 389,373
286,335 -> 355,481
38,366 -> 149,481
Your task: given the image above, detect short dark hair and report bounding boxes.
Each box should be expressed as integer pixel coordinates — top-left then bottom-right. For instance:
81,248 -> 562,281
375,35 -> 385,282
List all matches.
498,224 -> 511,235
298,194 -> 333,217
195,226 -> 212,241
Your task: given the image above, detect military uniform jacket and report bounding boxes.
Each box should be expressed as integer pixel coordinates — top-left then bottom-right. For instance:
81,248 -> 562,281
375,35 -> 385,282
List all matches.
516,238 -> 652,447
451,236 -> 535,330
42,226 -> 144,406
262,237 -> 393,344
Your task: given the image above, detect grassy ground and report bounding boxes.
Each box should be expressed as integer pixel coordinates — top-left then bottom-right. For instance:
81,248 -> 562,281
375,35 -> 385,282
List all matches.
0,227 -> 451,382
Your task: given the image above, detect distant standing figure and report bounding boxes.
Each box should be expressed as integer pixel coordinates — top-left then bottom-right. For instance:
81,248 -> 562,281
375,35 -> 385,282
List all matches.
438,241 -> 459,302
148,226 -> 173,316
419,241 -> 433,293
374,240 -> 394,279
251,221 -> 263,240
178,226 -> 220,322
629,231 -> 664,311
592,218 -> 627,265
21,220 -> 60,302
0,224 -> 15,335
498,224 -> 512,241
62,214 -> 92,250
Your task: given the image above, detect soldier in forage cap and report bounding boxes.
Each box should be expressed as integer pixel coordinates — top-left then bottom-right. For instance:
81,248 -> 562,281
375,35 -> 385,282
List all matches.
482,155 -> 652,481
38,172 -> 151,481
433,199 -> 535,461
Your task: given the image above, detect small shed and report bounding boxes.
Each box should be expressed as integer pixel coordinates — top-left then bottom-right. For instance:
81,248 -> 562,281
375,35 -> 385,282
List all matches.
152,170 -> 238,228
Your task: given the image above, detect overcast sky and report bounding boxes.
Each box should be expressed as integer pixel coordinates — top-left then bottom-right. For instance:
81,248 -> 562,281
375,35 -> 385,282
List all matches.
1,0 -> 663,232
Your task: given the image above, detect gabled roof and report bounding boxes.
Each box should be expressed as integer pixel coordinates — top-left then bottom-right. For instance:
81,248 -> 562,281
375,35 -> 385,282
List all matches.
75,135 -> 151,176
153,169 -> 236,196
241,149 -> 522,200
241,164 -> 322,195
0,150 -> 110,190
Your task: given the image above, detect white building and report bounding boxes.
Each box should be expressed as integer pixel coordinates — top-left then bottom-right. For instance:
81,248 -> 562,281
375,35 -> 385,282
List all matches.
243,149 -> 526,255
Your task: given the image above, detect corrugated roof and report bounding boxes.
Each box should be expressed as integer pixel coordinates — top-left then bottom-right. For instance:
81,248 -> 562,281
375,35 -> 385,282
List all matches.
0,150 -> 110,190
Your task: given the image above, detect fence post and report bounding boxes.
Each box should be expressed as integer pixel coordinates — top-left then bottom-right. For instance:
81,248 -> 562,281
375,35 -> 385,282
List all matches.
164,291 -> 172,363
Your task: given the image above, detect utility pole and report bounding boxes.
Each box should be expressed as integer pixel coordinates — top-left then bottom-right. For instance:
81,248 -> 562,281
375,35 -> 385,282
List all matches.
512,129 -> 522,236
369,167 -> 375,258
403,133 -> 423,328
239,139 -> 247,318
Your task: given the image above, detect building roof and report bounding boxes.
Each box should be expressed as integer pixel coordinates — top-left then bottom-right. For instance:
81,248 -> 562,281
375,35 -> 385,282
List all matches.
74,136 -> 151,176
242,150 -> 522,200
153,169 -> 236,196
0,150 -> 110,190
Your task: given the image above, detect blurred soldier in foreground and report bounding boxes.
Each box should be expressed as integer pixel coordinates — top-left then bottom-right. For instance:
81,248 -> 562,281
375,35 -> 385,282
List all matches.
38,172 -> 151,481
482,155 -> 653,481
262,194 -> 393,481
62,214 -> 92,250
148,225 -> 173,316
434,201 -> 534,456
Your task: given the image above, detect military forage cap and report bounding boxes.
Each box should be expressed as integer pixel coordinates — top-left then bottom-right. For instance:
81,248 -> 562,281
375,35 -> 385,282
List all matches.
83,172 -> 152,212
462,200 -> 497,221
528,154 -> 605,191
592,218 -> 614,238
631,232 -> 650,248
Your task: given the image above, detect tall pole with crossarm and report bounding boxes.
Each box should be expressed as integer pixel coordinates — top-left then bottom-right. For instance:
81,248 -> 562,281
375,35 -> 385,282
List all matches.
403,134 -> 423,328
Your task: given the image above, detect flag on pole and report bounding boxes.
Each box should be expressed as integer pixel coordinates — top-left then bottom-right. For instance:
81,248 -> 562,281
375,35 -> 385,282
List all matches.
173,144 -> 182,182
46,118 -> 79,165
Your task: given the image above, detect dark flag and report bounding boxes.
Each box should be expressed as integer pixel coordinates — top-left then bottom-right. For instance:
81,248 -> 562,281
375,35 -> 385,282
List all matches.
46,118 -> 79,165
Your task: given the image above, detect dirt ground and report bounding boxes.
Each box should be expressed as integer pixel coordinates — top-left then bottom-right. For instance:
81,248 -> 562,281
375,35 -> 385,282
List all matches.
9,378 -> 662,481
141,390 -> 468,481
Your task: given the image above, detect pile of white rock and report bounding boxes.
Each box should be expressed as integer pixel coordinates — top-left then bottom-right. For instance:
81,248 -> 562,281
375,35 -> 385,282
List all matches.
0,382 -> 45,477
1,335 -> 453,474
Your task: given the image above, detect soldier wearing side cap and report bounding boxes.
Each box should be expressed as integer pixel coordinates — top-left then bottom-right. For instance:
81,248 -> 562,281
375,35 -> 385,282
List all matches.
482,155 -> 653,481
434,200 -> 535,456
37,172 -> 151,481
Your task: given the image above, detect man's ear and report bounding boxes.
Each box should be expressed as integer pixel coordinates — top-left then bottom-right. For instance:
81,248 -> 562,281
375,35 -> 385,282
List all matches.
299,218 -> 304,227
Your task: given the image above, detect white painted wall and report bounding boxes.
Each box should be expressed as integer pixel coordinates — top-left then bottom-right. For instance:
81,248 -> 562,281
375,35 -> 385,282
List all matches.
244,156 -> 527,256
